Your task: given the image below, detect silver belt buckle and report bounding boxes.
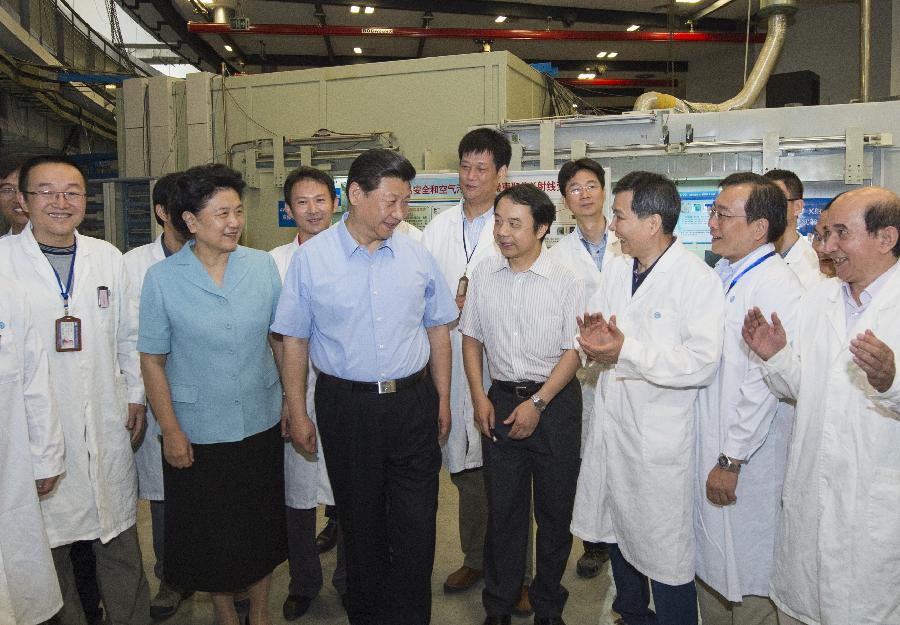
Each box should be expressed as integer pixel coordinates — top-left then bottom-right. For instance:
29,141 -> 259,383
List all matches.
377,379 -> 396,394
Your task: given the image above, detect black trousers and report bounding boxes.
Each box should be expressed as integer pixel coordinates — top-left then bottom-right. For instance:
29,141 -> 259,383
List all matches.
315,373 -> 441,625
482,378 -> 581,619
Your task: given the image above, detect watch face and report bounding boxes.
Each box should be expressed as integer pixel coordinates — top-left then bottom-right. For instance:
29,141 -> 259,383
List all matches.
717,454 -> 729,469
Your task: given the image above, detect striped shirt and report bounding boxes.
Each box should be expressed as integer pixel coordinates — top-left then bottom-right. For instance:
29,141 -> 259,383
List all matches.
459,249 -> 583,383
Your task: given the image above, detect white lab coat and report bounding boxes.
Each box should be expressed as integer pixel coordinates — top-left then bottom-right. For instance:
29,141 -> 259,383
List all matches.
783,233 -> 823,291
0,226 -> 142,546
270,238 -> 334,509
0,275 -> 65,625
763,265 -> 900,625
694,244 -> 802,601
421,201 -> 499,473
571,239 -> 724,585
122,235 -> 166,501
395,220 -> 423,242
547,228 -> 620,455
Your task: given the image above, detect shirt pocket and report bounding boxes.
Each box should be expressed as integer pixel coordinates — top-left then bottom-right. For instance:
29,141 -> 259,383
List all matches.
0,331 -> 20,385
524,314 -> 562,362
640,307 -> 682,348
170,384 -> 199,404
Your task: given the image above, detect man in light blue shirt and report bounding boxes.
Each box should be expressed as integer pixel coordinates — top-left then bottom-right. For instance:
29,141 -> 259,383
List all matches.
272,148 -> 456,625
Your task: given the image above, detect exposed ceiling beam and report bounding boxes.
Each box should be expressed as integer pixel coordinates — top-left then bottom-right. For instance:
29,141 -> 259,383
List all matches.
188,23 -> 766,43
690,0 -> 739,23
313,3 -> 337,64
265,0 -> 741,31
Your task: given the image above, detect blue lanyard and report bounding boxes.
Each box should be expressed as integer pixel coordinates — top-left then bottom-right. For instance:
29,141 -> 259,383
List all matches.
50,243 -> 77,315
726,250 -> 775,294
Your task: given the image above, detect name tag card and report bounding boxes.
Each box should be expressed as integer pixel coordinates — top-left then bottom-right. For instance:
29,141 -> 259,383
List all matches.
56,315 -> 82,352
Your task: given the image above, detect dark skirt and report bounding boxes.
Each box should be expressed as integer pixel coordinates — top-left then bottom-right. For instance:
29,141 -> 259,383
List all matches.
162,423 -> 287,592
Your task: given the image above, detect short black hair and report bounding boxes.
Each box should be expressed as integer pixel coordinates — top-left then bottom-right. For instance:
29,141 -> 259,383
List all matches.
720,172 -> 787,243
764,169 -> 804,201
458,128 -> 512,171
612,171 -> 681,235
18,154 -> 87,193
0,154 -> 29,181
152,172 -> 181,227
863,192 -> 900,257
558,158 -> 606,194
169,164 -> 245,240
347,149 -> 416,194
494,183 -> 556,241
283,166 -> 336,205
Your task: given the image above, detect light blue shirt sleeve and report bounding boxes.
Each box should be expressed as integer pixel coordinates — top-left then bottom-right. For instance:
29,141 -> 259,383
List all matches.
422,248 -> 459,328
271,247 -> 312,338
138,266 -> 171,354
266,254 -> 283,325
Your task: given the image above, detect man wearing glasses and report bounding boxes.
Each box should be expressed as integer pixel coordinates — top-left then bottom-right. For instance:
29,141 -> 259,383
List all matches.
694,173 -> 802,625
764,169 -> 824,289
0,155 -> 150,625
547,158 -> 619,579
0,155 -> 29,238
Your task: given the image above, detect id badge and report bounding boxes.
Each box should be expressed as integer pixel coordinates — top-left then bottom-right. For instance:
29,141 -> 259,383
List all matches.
55,315 -> 82,352
456,275 -> 469,297
97,286 -> 110,308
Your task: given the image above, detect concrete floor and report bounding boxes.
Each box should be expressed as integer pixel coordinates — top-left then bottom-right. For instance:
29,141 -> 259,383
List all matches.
137,469 -> 619,625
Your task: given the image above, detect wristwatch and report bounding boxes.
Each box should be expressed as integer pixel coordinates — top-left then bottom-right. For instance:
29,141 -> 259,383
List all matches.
717,453 -> 741,474
531,394 -> 547,413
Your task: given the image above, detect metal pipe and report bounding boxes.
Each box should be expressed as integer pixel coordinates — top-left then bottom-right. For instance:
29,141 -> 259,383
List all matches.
634,11 -> 788,113
186,22 -> 767,43
212,5 -> 235,24
860,0 -> 871,102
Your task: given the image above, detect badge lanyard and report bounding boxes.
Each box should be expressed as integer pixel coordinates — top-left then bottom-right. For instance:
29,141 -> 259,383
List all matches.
725,251 -> 776,294
457,218 -> 479,297
50,243 -> 82,352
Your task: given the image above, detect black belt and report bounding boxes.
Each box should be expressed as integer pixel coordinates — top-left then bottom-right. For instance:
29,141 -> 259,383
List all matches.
320,368 -> 427,395
491,379 -> 543,399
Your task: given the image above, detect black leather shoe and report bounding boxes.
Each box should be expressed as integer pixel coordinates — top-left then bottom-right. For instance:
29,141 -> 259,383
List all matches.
534,618 -> 567,625
282,595 -> 313,621
316,518 -> 338,553
482,616 -> 511,625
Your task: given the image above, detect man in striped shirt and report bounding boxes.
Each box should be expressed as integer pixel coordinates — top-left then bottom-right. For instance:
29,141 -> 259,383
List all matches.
460,183 -> 583,625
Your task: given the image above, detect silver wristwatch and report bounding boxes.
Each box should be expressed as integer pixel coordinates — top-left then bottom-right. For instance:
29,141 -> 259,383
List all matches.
531,394 -> 547,413
717,453 -> 741,474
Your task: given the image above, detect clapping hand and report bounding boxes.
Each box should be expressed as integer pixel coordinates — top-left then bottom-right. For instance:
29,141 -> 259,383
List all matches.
742,307 -> 787,361
850,329 -> 896,393
577,313 -> 624,365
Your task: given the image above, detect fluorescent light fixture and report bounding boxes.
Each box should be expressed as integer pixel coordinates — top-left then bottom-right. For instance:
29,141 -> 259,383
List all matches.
627,24 -> 640,31
349,5 -> 360,12
572,103 -> 578,108
577,73 -> 596,80
223,44 -> 233,52
364,5 -> 374,13
607,52 -> 618,58
495,15 -> 507,23
675,0 -> 702,3
353,47 -> 363,54
596,51 -> 607,58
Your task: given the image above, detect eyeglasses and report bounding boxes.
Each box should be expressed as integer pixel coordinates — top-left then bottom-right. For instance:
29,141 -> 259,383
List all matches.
23,190 -> 88,204
566,183 -> 601,197
0,186 -> 16,197
708,207 -> 747,221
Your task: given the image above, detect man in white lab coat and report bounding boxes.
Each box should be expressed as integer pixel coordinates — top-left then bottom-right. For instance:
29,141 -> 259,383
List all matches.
270,166 -> 340,621
421,128 -> 509,596
0,274 -> 65,625
547,158 -> 619,579
744,186 -> 900,625
0,155 -> 29,238
764,169 -> 824,289
694,173 -> 802,625
573,171 -> 724,625
0,155 -> 151,625
122,172 -> 191,621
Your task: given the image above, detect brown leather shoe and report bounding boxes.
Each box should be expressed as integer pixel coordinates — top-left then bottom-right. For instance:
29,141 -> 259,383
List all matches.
443,565 -> 483,593
512,584 -> 533,617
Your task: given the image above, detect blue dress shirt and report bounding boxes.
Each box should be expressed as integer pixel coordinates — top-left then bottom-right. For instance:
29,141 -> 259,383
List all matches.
271,216 -> 457,382
576,223 -> 608,272
138,243 -> 283,444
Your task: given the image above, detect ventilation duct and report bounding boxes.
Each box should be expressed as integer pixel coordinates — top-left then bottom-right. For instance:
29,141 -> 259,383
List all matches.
634,0 -> 797,113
